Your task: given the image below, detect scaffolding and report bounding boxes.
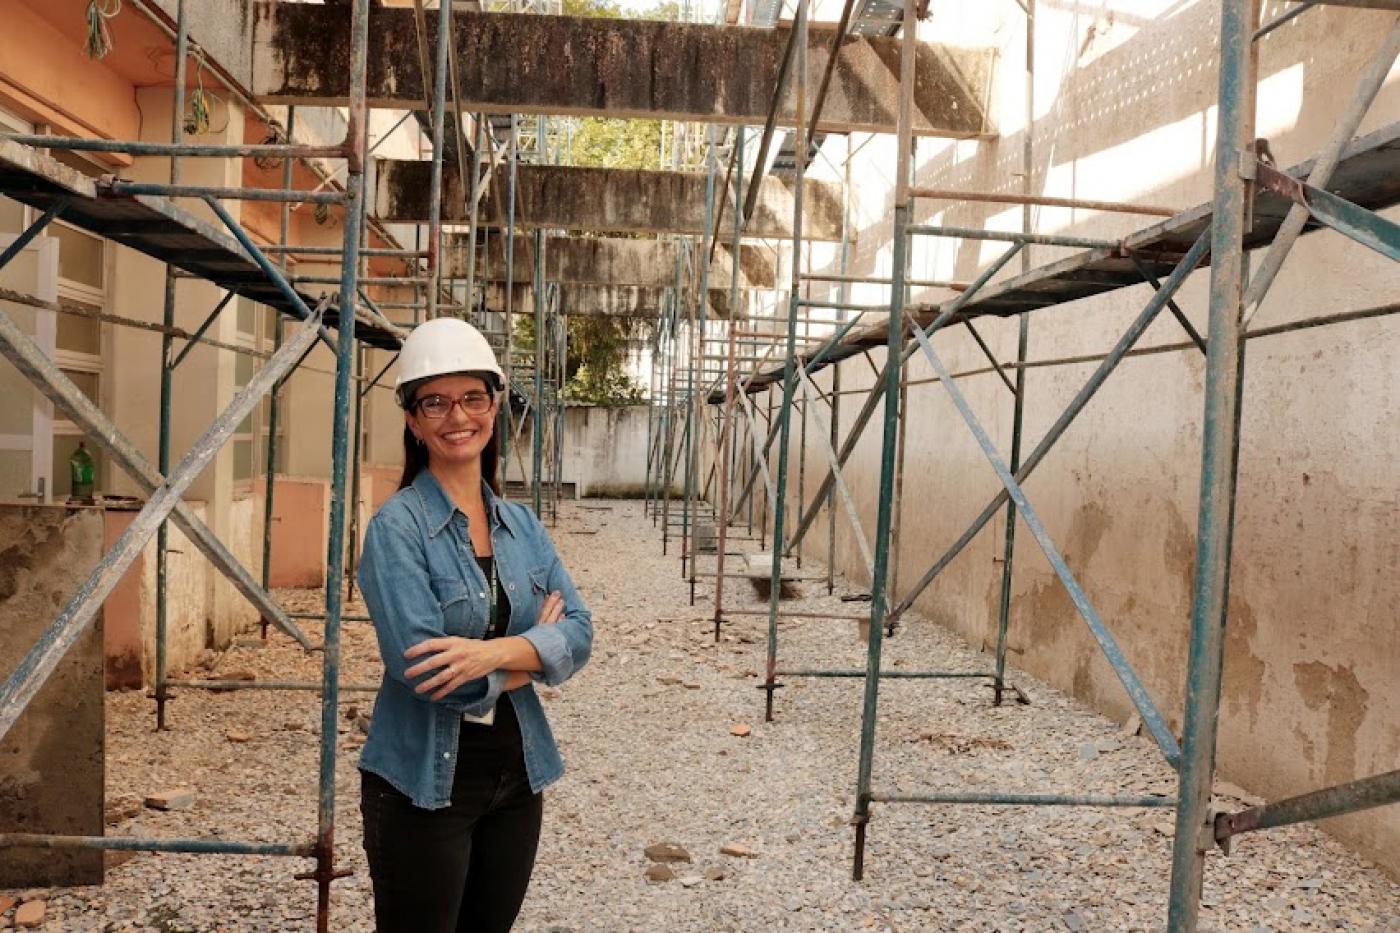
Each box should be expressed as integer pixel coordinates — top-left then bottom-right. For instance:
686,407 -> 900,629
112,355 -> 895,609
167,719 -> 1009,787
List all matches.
655,1 -> 1400,929
0,0 -> 567,927
0,0 -> 1396,927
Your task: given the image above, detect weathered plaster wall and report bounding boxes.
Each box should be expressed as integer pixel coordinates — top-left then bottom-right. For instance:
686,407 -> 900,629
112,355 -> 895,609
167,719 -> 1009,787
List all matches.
150,0 -> 257,94
764,1 -> 1400,875
0,506 -> 104,886
514,405 -> 656,498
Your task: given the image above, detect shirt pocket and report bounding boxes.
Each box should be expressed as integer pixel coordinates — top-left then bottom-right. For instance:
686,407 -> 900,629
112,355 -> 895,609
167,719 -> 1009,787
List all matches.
527,565 -> 552,597
429,575 -> 488,639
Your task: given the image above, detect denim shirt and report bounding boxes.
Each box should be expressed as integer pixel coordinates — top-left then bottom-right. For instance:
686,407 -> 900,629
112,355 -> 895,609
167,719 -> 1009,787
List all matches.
357,469 -> 593,808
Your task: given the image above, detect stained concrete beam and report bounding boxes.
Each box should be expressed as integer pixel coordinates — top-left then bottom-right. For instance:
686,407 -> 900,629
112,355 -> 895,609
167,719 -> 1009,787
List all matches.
252,6 -> 994,137
378,161 -> 844,241
485,283 -> 748,319
450,235 -> 776,289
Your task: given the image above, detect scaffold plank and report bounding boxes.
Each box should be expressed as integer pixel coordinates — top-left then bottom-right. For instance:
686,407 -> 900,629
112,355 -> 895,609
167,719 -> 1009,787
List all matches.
725,119 -> 1400,396
0,139 -> 400,350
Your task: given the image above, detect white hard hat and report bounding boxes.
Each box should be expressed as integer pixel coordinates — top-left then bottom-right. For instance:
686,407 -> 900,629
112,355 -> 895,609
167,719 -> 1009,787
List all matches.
394,318 -> 504,407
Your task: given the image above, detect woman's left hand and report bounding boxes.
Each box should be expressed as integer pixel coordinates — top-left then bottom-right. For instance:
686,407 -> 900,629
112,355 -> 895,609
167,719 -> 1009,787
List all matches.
404,637 -> 501,701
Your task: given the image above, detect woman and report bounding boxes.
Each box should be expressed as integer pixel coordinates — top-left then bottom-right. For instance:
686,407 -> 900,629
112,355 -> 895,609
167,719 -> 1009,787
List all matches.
356,317 -> 593,932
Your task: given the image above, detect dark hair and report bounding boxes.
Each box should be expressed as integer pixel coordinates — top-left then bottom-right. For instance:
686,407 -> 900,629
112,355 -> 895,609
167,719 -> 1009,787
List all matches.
398,378 -> 503,495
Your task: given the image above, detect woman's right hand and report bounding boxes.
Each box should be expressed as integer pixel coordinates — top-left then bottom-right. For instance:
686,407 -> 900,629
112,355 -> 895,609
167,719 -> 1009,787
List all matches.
537,590 -> 565,626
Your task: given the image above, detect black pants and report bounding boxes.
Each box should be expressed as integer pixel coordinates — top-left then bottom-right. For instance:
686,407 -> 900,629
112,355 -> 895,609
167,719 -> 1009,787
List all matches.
360,703 -> 543,933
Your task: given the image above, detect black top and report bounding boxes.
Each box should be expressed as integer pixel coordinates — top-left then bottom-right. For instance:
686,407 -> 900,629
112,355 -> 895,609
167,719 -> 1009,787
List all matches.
461,553 -> 520,743
475,554 -> 511,640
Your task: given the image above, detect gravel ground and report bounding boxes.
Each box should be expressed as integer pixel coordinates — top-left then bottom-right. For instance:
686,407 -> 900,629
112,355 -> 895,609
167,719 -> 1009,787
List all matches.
4,499 -> 1397,931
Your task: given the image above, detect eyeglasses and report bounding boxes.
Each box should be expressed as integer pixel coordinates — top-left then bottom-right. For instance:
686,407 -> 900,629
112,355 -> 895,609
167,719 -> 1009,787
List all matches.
413,391 -> 496,420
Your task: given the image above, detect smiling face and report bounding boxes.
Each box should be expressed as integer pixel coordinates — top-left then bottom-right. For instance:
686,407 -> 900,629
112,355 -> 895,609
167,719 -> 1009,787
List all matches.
404,373 -> 499,470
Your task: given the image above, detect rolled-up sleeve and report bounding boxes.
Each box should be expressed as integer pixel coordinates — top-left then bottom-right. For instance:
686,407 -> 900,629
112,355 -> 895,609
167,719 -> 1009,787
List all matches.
358,514 -> 505,715
519,517 -> 593,687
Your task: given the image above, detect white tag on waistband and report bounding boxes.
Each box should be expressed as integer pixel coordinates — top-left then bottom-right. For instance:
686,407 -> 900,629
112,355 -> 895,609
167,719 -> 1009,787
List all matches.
462,707 -> 496,726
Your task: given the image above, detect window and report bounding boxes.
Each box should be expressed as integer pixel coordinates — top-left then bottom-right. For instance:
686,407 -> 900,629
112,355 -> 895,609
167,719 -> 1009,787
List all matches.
49,295 -> 104,499
232,298 -> 285,485
49,213 -> 107,499
0,105 -> 113,502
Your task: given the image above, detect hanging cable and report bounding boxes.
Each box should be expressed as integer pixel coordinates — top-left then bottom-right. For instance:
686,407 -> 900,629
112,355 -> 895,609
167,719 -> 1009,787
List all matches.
85,0 -> 121,59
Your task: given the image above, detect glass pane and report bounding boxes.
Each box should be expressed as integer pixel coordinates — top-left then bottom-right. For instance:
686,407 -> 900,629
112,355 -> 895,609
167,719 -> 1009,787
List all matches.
60,369 -> 99,405
264,307 -> 280,340
0,196 -> 23,235
233,438 -> 253,481
52,224 -> 104,290
56,304 -> 101,355
57,311 -> 101,355
234,351 -> 255,388
0,449 -> 33,501
0,360 -> 35,433
52,435 -> 103,500
0,261 -> 38,434
236,298 -> 256,337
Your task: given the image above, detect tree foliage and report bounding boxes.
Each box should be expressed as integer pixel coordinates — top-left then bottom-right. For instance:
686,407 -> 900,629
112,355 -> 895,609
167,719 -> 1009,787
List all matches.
569,118 -> 663,171
513,311 -> 647,407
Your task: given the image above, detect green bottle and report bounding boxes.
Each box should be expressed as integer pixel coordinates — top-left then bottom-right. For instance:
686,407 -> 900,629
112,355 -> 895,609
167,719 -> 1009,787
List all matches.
70,440 -> 95,503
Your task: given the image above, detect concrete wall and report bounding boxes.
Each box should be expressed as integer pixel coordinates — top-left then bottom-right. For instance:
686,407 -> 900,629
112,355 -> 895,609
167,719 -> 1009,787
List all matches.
514,405 -> 661,498
0,506 -> 104,886
750,1 -> 1400,875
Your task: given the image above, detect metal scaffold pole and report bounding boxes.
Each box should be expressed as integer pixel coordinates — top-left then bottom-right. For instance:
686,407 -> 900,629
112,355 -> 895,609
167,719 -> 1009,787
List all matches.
153,0 -> 190,733
260,104 -> 296,640
1168,0 -> 1255,925
683,132 -> 719,584
993,0 -> 1035,706
502,116 -> 519,486
852,0 -> 916,879
760,0 -> 809,723
712,126 -> 746,641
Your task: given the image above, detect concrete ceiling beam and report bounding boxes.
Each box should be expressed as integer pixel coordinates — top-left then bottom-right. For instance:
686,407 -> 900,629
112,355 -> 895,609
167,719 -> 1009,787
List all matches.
447,235 -> 776,289
376,161 -> 845,241
484,283 -> 748,319
251,6 -> 994,137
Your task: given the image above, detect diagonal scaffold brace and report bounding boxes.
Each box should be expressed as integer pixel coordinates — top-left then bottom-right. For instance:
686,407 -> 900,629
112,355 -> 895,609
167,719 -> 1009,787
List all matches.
0,303 -> 329,742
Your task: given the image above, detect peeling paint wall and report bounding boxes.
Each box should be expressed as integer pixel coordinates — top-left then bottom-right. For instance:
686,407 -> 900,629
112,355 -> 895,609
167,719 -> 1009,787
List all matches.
0,506 -> 104,886
757,1 -> 1400,875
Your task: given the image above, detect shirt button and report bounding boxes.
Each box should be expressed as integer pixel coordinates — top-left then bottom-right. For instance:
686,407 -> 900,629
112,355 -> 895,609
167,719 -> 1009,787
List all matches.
443,752 -> 451,759
508,583 -> 516,592
479,592 -> 486,598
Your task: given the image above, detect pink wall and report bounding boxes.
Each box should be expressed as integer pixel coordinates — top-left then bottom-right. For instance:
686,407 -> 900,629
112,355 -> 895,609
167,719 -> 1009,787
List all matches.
101,508 -> 144,690
257,477 -> 330,589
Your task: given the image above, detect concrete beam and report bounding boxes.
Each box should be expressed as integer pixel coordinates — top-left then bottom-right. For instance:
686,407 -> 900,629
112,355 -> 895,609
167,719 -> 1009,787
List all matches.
450,235 -> 776,289
378,161 -> 844,241
485,283 -> 748,319
252,6 -> 994,137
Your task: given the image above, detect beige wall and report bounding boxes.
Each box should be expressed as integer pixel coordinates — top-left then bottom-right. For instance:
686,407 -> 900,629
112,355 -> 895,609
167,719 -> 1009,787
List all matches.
747,1 -> 1400,875
106,87 -> 254,642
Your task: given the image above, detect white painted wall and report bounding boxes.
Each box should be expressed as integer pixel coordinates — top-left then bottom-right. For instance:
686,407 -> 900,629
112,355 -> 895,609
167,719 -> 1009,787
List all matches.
510,405 -> 665,498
